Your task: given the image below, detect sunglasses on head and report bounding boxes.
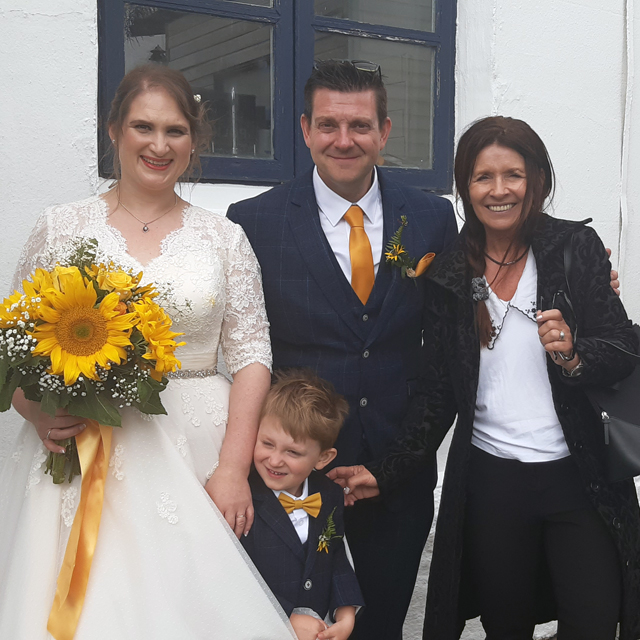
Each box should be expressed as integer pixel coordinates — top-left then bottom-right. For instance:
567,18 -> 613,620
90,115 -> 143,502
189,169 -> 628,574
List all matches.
313,59 -> 382,78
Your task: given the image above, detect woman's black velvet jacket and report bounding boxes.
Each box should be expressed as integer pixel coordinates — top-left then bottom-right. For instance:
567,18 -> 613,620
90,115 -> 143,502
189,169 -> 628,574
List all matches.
369,214 -> 640,639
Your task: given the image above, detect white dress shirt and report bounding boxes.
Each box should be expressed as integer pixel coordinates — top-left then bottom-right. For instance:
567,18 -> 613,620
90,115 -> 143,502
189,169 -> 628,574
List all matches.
273,478 -> 311,544
313,167 -> 384,282
472,249 -> 571,462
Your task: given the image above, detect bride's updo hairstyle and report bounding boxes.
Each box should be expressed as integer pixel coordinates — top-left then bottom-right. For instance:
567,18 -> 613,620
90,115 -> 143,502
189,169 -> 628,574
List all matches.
107,64 -> 212,181
454,116 -> 555,346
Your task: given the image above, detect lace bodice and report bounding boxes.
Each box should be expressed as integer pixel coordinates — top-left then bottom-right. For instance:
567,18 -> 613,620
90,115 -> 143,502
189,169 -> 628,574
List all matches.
12,195 -> 272,374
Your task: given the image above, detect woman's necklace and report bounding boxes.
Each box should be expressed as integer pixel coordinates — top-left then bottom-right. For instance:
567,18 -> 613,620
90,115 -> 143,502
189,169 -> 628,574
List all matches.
484,247 -> 528,267
116,192 -> 178,232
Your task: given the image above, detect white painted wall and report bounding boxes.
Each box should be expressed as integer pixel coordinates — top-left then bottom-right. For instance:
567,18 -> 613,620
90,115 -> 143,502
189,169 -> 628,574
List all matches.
1,1 -> 639,466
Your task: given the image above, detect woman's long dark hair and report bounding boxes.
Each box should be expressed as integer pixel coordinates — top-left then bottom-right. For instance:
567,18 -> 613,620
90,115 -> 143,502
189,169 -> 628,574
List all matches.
454,116 -> 555,346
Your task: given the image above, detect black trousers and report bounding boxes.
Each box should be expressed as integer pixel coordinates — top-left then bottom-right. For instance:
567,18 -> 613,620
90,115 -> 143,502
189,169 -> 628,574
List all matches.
345,465 -> 436,640
464,447 -> 621,640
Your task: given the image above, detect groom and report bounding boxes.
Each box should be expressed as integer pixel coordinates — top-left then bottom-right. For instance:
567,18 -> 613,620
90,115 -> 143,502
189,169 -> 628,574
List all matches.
227,60 -> 457,639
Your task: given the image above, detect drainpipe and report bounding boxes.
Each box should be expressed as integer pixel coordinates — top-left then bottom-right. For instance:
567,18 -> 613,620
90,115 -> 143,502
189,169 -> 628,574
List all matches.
619,0 -> 634,273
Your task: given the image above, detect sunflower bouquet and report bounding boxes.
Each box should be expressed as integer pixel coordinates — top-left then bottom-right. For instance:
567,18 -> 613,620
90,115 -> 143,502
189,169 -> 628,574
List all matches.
0,239 -> 184,483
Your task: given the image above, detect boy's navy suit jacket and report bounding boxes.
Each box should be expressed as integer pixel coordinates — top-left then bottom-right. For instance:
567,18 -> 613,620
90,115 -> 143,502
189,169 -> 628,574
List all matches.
241,469 -> 364,620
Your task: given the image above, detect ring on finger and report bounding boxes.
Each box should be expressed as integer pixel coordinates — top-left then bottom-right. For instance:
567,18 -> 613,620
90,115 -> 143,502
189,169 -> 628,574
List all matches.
236,514 -> 246,520
46,429 -> 53,441
559,330 -> 565,341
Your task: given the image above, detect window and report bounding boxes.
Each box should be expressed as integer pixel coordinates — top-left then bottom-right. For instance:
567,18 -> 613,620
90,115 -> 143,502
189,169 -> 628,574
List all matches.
99,0 -> 456,191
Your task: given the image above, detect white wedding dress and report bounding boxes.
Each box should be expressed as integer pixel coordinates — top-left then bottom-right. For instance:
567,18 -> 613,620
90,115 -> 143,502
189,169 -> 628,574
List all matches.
0,196 -> 296,639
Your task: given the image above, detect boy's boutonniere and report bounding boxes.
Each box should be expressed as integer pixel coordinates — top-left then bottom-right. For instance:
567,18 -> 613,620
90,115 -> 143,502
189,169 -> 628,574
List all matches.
385,216 -> 435,279
317,507 -> 343,553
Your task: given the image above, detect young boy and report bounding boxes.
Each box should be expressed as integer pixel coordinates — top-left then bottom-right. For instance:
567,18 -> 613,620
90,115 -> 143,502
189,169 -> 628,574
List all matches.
241,369 -> 364,640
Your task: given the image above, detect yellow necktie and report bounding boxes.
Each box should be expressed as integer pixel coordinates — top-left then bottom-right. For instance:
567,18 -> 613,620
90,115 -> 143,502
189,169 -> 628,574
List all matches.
343,205 -> 375,304
278,492 -> 323,518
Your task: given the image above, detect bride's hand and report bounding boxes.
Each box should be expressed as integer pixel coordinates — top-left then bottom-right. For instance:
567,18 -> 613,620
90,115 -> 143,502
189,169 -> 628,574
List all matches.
12,389 -> 87,454
205,467 -> 254,538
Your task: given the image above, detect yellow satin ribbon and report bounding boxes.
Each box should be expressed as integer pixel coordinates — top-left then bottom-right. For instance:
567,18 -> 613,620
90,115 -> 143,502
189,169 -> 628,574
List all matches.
47,421 -> 112,640
414,252 -> 436,277
277,492 -> 323,518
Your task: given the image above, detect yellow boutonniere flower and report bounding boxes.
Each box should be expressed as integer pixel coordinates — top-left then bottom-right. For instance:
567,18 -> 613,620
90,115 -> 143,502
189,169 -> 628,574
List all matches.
317,507 -> 342,553
385,216 -> 436,280
384,243 -> 407,262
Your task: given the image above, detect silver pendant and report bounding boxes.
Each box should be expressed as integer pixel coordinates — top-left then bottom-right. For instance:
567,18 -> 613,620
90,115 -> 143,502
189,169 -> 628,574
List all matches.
143,225 -> 149,232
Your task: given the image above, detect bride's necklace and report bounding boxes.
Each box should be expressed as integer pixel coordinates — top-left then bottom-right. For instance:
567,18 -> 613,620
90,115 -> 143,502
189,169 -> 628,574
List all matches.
116,192 -> 178,232
484,247 -> 528,267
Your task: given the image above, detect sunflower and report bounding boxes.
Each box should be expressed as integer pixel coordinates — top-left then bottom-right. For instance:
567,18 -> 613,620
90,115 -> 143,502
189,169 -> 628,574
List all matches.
133,297 -> 184,380
31,268 -> 138,385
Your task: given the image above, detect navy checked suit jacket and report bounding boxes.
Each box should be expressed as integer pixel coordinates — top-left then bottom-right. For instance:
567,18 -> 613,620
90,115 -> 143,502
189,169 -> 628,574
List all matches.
241,469 -> 364,619
228,170 -> 457,506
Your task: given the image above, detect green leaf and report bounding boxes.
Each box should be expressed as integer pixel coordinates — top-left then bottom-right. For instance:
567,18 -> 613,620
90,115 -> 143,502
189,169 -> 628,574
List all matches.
137,375 -> 166,405
0,344 -> 9,389
22,384 -> 42,403
0,369 -> 21,412
41,389 -> 63,417
137,377 -> 154,404
136,390 -> 167,416
67,385 -> 121,427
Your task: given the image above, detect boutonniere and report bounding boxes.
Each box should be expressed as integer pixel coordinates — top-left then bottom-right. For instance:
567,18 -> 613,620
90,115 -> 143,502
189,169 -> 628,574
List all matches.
317,507 -> 342,553
385,216 -> 435,279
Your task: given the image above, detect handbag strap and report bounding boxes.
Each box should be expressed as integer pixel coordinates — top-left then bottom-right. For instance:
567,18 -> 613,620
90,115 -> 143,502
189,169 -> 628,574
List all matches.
562,221 -> 640,363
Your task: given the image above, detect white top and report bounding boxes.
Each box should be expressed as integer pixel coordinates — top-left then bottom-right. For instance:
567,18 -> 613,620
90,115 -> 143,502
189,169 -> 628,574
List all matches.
313,166 -> 384,281
274,478 -> 311,544
472,249 -> 571,462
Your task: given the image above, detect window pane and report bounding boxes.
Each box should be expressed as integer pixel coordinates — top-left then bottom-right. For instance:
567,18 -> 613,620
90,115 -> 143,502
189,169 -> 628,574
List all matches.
124,4 -> 274,159
226,0 -> 273,6
315,0 -> 434,33
314,34 -> 435,170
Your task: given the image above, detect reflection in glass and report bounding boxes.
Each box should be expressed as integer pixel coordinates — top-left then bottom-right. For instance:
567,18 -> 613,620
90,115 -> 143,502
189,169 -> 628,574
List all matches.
315,34 -> 435,170
124,4 -> 274,159
315,0 -> 434,33
227,0 -> 273,5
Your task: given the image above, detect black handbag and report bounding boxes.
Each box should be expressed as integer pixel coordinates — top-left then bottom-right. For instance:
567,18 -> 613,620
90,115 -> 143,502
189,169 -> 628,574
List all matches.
562,230 -> 640,483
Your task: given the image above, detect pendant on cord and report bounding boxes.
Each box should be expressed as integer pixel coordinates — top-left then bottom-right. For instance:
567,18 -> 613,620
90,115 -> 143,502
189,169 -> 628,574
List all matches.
143,226 -> 149,232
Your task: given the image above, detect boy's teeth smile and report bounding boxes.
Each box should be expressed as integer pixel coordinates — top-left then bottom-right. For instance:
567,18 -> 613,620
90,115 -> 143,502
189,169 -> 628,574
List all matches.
267,468 -> 286,476
487,204 -> 515,212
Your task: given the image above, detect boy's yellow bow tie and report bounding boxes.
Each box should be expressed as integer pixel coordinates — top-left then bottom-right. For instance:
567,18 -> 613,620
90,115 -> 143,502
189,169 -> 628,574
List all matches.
277,492 -> 322,518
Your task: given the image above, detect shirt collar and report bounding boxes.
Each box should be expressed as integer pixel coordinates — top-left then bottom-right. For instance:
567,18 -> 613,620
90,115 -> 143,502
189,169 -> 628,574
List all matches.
313,166 -> 381,227
273,477 -> 309,502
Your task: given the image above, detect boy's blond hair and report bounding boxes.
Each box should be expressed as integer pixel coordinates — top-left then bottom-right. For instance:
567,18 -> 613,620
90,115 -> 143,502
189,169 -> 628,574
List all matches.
261,369 -> 349,451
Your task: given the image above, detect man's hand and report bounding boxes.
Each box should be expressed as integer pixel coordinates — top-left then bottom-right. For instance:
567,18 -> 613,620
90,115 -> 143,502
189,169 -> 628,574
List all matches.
606,248 -> 620,296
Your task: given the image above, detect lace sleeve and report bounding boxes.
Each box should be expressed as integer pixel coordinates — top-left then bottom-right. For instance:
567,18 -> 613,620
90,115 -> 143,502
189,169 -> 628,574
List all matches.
220,223 -> 272,375
10,208 -> 55,292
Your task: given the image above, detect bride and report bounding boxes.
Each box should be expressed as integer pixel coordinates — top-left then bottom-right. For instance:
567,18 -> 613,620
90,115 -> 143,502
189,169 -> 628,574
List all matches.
0,64 -> 296,639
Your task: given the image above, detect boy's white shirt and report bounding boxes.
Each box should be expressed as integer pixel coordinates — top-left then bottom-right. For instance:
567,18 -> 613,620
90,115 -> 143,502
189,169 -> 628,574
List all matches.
273,477 -> 310,544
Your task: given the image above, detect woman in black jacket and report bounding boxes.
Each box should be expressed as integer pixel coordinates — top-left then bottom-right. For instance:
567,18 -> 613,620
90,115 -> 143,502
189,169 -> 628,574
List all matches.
330,116 -> 640,639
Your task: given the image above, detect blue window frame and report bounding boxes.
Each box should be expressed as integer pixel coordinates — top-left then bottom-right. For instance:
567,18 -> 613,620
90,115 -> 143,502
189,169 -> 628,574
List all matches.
99,0 -> 456,192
